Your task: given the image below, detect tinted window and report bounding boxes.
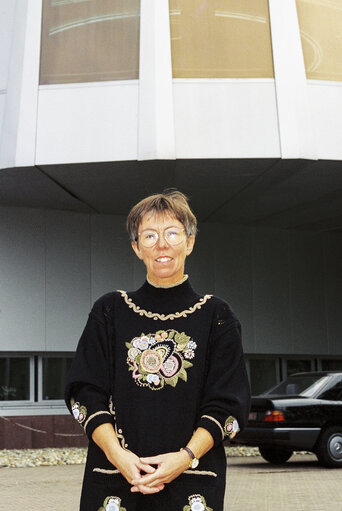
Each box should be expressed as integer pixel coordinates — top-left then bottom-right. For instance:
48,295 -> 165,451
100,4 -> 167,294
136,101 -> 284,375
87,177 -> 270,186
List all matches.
286,359 -> 312,376
42,357 -> 73,400
40,0 -> 140,84
319,380 -> 342,401
264,375 -> 329,397
0,357 -> 30,401
249,359 -> 277,395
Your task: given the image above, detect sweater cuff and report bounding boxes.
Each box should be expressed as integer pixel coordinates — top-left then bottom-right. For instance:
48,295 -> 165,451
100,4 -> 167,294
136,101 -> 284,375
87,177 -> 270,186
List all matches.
83,410 -> 114,440
197,415 -> 225,446
198,414 -> 240,446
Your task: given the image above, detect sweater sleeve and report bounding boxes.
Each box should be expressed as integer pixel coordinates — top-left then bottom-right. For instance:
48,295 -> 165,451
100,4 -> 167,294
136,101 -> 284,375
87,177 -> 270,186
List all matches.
65,298 -> 115,440
196,300 -> 251,446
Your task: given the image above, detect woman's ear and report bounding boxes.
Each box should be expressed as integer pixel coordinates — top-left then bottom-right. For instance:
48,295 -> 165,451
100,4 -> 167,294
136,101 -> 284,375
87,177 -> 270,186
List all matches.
186,235 -> 195,256
131,241 -> 144,260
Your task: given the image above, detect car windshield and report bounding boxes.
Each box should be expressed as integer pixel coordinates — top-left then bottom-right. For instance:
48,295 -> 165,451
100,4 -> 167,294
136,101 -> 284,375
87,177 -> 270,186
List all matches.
261,375 -> 330,398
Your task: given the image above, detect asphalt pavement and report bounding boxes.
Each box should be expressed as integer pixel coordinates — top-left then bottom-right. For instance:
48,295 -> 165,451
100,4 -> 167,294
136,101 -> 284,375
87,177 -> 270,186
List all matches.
0,454 -> 341,511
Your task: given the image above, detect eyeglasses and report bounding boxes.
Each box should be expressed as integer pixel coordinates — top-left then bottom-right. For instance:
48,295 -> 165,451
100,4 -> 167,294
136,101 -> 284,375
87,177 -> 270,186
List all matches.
137,227 -> 186,248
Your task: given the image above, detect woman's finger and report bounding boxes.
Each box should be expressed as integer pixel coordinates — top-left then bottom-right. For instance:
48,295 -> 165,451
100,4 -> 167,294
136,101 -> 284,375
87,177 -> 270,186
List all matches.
131,470 -> 164,487
137,461 -> 156,474
130,483 -> 164,494
139,455 -> 162,464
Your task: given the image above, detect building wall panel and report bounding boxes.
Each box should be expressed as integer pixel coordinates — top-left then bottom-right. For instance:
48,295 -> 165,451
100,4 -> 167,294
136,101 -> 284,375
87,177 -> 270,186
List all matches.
90,214 -> 136,302
309,83 -> 342,160
36,83 -> 139,165
289,231 -> 327,354
173,80 -> 280,159
253,228 -> 291,354
0,207 -> 45,351
212,224 -> 255,352
323,232 -> 342,355
45,210 -> 90,351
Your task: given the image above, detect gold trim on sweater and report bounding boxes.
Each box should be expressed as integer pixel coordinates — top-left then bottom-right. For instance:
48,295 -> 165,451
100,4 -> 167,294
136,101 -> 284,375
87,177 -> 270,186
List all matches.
117,290 -> 212,321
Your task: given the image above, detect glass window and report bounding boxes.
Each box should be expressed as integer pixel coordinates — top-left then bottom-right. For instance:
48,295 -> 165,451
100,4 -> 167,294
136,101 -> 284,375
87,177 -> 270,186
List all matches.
249,358 -> 277,395
319,380 -> 342,401
0,357 -> 30,401
169,0 -> 274,78
286,359 -> 312,376
296,0 -> 342,81
265,375 -> 329,398
321,359 -> 342,371
42,357 -> 73,400
40,0 -> 140,85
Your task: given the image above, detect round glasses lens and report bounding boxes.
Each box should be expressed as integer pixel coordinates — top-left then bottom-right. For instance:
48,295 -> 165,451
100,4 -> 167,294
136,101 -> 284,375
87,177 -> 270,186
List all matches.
140,231 -> 158,247
165,228 -> 185,245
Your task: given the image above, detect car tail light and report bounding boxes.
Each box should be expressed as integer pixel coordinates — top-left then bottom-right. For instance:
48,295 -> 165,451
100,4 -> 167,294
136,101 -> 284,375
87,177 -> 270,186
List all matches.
264,410 -> 285,422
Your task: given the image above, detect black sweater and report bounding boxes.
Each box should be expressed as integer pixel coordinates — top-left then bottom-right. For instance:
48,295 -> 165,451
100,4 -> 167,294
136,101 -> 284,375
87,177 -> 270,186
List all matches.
65,278 -> 250,470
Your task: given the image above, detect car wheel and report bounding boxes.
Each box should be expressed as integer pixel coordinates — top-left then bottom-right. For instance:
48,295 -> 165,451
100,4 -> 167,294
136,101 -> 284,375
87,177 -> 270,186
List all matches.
259,446 -> 293,464
316,426 -> 342,468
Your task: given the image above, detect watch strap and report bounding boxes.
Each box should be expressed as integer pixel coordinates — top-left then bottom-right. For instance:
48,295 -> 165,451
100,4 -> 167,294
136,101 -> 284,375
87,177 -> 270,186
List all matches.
183,446 -> 195,460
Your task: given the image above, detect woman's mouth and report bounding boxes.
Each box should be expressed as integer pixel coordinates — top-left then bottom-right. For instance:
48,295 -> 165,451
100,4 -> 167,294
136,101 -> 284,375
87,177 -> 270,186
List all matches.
155,257 -> 173,263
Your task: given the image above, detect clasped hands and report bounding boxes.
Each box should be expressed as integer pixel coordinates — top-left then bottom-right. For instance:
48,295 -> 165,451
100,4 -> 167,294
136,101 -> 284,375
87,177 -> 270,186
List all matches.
113,448 -> 190,495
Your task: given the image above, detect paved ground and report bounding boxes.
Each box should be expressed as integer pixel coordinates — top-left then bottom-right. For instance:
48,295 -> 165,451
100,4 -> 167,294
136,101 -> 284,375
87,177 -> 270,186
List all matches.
0,454 -> 341,511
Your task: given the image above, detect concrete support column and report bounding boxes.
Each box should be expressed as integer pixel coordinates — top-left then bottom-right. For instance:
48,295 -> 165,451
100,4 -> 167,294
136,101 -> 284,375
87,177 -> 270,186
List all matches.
0,0 -> 42,169
138,0 -> 176,160
268,0 -> 317,159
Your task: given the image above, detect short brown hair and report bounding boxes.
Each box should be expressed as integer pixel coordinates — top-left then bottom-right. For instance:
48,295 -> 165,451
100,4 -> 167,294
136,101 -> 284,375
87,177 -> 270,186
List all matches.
127,190 -> 197,242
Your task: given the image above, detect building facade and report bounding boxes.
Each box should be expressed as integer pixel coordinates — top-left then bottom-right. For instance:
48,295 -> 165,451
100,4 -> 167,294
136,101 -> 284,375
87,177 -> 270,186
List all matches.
1,0 -> 342,448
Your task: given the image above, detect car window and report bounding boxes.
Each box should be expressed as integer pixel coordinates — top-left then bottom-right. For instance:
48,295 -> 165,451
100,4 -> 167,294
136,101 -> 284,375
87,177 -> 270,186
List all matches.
263,375 -> 330,397
318,380 -> 342,401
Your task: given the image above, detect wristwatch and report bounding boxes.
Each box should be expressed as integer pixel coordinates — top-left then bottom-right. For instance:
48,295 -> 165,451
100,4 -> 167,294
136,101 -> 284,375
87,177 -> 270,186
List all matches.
182,446 -> 199,469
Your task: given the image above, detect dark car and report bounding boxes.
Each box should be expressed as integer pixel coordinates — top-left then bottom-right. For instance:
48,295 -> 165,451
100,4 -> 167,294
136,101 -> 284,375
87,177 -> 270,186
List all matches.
233,371 -> 342,467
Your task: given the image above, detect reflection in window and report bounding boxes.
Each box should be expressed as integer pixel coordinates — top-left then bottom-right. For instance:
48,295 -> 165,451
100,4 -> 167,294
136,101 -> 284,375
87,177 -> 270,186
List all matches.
296,0 -> 342,81
169,0 -> 274,78
42,357 -> 73,400
40,0 -> 140,84
0,358 -> 30,401
286,359 -> 312,376
249,358 -> 277,395
321,359 -> 342,371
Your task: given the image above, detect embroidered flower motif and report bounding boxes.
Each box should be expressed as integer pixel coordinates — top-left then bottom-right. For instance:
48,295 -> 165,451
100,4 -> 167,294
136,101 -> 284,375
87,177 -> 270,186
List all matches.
183,494 -> 213,511
71,399 -> 87,423
98,496 -> 126,511
140,349 -> 163,373
132,336 -> 149,350
224,416 -> 240,438
126,330 -> 197,390
187,340 -> 197,350
128,347 -> 140,360
184,349 -> 195,359
146,373 -> 160,385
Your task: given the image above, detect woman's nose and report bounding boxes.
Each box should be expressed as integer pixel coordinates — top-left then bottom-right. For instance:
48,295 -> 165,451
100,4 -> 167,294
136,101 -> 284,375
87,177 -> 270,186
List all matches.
156,233 -> 168,248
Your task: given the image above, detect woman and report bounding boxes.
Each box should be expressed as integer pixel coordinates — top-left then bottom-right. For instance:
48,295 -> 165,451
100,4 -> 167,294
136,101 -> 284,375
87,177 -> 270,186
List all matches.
65,190 -> 251,511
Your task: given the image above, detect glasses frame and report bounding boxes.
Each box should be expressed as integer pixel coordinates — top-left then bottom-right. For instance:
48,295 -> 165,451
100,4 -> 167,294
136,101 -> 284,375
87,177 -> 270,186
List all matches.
137,227 -> 187,248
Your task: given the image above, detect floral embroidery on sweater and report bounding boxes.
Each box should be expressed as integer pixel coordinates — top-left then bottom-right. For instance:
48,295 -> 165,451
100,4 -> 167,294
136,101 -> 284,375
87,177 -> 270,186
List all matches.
183,494 -> 213,511
126,330 -> 197,390
70,399 -> 87,424
98,496 -> 126,511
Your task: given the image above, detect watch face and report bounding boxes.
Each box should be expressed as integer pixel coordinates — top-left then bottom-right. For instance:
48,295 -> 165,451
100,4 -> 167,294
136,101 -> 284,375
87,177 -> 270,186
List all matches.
191,458 -> 199,469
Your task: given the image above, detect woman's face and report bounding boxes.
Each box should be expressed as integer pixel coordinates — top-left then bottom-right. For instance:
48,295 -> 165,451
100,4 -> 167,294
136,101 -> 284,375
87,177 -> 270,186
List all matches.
131,211 -> 195,286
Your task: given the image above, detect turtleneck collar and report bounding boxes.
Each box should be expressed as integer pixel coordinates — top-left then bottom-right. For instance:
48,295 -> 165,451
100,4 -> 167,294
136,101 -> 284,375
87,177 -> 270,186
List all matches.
146,274 -> 189,289
128,275 -> 201,314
